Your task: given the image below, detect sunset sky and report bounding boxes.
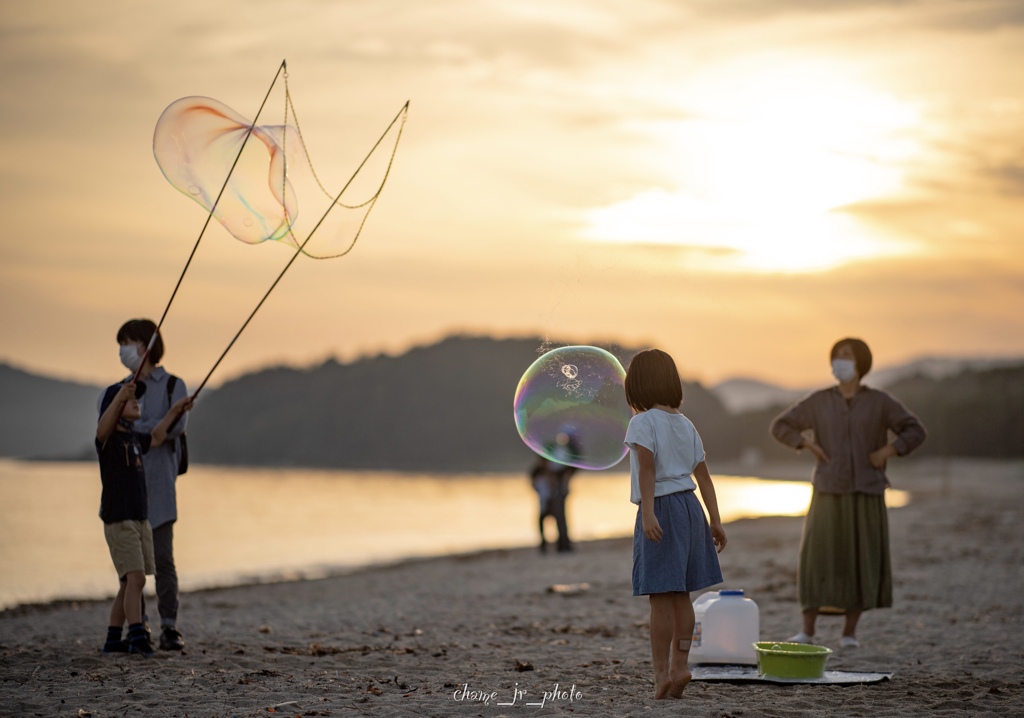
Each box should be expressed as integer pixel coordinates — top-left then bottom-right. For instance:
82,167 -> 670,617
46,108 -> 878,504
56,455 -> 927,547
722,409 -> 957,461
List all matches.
2,0 -> 1023,390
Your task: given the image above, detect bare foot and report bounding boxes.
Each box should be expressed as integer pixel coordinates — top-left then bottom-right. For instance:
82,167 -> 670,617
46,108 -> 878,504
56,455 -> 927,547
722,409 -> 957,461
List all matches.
667,668 -> 692,699
654,675 -> 672,700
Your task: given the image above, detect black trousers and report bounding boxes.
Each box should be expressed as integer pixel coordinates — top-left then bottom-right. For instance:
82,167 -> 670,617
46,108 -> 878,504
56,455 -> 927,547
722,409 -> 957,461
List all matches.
141,521 -> 179,628
539,495 -> 572,552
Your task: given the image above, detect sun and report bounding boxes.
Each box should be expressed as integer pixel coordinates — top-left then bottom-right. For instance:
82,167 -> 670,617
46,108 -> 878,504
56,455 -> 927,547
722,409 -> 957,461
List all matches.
584,62 -> 921,272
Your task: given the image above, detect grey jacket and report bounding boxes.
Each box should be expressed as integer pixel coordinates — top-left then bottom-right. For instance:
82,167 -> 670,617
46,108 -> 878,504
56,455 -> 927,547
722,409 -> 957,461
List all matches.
770,385 -> 926,495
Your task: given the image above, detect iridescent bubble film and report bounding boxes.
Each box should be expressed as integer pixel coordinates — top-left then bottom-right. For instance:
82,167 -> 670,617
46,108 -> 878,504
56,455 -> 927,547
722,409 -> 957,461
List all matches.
153,94 -> 403,259
153,96 -> 301,246
513,345 -> 631,470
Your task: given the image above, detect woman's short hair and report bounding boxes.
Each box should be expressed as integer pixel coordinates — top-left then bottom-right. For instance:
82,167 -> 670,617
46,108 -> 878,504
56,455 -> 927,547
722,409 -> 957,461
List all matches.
117,319 -> 164,365
624,349 -> 683,412
830,337 -> 872,378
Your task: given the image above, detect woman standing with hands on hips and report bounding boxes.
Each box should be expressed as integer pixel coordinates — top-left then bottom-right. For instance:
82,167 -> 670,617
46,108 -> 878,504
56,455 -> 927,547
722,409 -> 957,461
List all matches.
770,338 -> 926,648
624,349 -> 727,700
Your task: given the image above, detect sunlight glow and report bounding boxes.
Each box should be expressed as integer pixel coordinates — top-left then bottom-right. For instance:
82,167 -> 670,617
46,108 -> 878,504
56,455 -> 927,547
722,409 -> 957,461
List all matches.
585,63 -> 922,272
712,477 -> 910,523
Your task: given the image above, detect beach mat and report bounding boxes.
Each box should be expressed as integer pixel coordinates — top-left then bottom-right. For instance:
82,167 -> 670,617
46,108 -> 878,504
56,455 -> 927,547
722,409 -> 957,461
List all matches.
691,664 -> 893,685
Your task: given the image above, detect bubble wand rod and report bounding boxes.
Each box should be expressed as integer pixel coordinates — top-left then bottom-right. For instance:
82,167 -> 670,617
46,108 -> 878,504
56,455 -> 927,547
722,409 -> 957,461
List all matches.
139,59 -> 288,371
188,100 -> 410,400
103,61 -> 287,448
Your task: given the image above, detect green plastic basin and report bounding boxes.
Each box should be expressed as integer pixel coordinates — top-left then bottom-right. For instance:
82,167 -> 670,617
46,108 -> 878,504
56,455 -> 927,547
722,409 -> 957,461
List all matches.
753,641 -> 832,679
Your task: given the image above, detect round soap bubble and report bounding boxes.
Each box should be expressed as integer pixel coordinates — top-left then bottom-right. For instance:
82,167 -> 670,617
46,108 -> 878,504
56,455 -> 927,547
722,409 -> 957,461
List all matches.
513,345 -> 631,470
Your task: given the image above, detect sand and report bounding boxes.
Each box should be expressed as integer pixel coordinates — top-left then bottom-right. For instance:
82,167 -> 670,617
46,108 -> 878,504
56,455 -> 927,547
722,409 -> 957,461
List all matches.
1,458 -> 1022,717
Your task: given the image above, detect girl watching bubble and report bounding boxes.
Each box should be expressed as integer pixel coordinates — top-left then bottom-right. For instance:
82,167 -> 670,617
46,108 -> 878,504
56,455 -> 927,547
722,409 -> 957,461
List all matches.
624,349 -> 727,700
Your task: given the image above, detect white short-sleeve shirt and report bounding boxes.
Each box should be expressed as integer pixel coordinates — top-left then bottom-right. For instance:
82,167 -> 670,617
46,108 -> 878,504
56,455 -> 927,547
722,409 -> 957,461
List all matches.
624,409 -> 706,505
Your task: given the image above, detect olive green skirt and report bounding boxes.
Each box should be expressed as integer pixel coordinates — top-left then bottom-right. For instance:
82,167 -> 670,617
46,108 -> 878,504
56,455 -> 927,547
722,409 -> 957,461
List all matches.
798,491 -> 892,613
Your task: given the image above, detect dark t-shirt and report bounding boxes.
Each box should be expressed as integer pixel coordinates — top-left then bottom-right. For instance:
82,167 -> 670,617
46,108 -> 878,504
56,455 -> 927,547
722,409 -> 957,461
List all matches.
95,429 -> 152,524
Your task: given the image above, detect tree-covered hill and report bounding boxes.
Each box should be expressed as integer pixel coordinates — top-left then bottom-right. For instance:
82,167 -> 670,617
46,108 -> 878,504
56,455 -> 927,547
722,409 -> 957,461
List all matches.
2,339 -> 1020,469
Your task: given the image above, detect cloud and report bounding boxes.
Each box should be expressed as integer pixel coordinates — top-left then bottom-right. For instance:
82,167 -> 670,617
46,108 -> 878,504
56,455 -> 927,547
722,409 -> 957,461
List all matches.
2,0 -> 1024,386
923,0 -> 1024,32
683,0 -> 1024,33
985,163 -> 1024,197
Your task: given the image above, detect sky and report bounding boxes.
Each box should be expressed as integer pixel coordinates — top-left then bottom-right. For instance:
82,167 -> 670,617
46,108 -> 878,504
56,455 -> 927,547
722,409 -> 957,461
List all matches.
2,0 -> 1023,390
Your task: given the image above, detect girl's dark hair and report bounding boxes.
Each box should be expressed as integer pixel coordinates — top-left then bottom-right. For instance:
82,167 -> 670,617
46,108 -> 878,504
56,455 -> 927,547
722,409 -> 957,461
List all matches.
117,319 -> 164,365
830,337 -> 872,378
624,349 -> 683,412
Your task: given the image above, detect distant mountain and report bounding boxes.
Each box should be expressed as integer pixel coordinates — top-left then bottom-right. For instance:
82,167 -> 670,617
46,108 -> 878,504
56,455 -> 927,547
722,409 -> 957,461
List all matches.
868,356 -> 1024,388
187,335 -> 731,472
3,340 -> 1022,469
189,335 -> 557,471
711,378 -> 807,414
880,365 -> 1024,458
0,364 -> 103,459
710,355 -> 1024,414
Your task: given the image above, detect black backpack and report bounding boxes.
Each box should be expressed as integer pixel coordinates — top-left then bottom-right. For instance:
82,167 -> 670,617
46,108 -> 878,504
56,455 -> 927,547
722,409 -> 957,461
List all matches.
165,376 -> 189,475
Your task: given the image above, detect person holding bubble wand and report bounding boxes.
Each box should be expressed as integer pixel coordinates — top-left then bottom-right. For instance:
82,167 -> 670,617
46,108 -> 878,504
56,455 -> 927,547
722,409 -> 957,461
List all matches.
624,349 -> 727,699
109,318 -> 192,651
95,379 -> 193,656
98,62 -> 289,649
98,65 -> 406,648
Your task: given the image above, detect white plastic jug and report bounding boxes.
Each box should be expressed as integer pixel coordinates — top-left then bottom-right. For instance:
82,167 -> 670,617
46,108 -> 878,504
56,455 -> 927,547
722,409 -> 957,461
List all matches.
689,589 -> 760,665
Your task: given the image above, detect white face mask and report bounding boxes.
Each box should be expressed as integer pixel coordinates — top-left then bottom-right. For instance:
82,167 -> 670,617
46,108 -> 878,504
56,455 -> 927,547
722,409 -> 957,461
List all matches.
119,344 -> 143,372
831,358 -> 858,383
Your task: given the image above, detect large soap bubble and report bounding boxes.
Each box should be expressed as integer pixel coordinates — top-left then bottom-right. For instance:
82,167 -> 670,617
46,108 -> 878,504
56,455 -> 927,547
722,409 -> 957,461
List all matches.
154,96 -> 302,246
514,345 -> 631,470
154,94 -> 406,259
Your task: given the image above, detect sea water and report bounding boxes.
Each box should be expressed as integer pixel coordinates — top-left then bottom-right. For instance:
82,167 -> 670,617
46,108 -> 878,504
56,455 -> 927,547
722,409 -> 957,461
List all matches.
0,459 -> 905,610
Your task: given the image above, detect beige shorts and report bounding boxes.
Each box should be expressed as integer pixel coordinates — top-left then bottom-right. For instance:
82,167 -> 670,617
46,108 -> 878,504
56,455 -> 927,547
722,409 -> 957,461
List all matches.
104,520 -> 156,579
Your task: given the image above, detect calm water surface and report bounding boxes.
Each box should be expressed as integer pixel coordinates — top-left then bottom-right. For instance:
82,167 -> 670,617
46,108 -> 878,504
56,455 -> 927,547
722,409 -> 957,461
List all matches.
0,460 -> 908,609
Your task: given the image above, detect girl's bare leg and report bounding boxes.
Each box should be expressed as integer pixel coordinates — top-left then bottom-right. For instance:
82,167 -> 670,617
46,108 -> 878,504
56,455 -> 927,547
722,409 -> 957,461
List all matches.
649,594 -> 674,698
667,592 -> 694,698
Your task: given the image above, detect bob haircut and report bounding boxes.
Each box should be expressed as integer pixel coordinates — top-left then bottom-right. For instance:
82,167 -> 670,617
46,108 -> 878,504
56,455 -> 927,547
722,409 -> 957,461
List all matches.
624,349 -> 683,412
830,337 -> 872,378
117,319 -> 164,365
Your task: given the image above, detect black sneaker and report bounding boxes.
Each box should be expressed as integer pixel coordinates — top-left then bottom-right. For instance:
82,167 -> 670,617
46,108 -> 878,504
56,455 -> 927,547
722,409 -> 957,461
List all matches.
101,639 -> 129,653
159,627 -> 185,651
128,635 -> 155,657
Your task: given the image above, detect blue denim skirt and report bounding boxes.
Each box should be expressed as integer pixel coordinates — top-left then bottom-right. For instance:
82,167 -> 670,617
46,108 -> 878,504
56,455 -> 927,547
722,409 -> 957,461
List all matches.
632,490 -> 723,596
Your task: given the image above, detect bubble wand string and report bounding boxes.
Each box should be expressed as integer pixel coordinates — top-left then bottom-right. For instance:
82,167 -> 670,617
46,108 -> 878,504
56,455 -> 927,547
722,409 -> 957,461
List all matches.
103,60 -> 287,447
188,99 -> 410,400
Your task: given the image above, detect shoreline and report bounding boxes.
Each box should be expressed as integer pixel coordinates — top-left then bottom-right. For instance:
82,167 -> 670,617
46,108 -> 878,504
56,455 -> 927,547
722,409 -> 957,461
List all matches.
0,539 -> 621,618
1,459 -> 1021,717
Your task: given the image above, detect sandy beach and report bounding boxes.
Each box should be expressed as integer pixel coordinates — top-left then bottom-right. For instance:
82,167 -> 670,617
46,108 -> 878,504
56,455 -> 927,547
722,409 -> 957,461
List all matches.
1,458 -> 1021,717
